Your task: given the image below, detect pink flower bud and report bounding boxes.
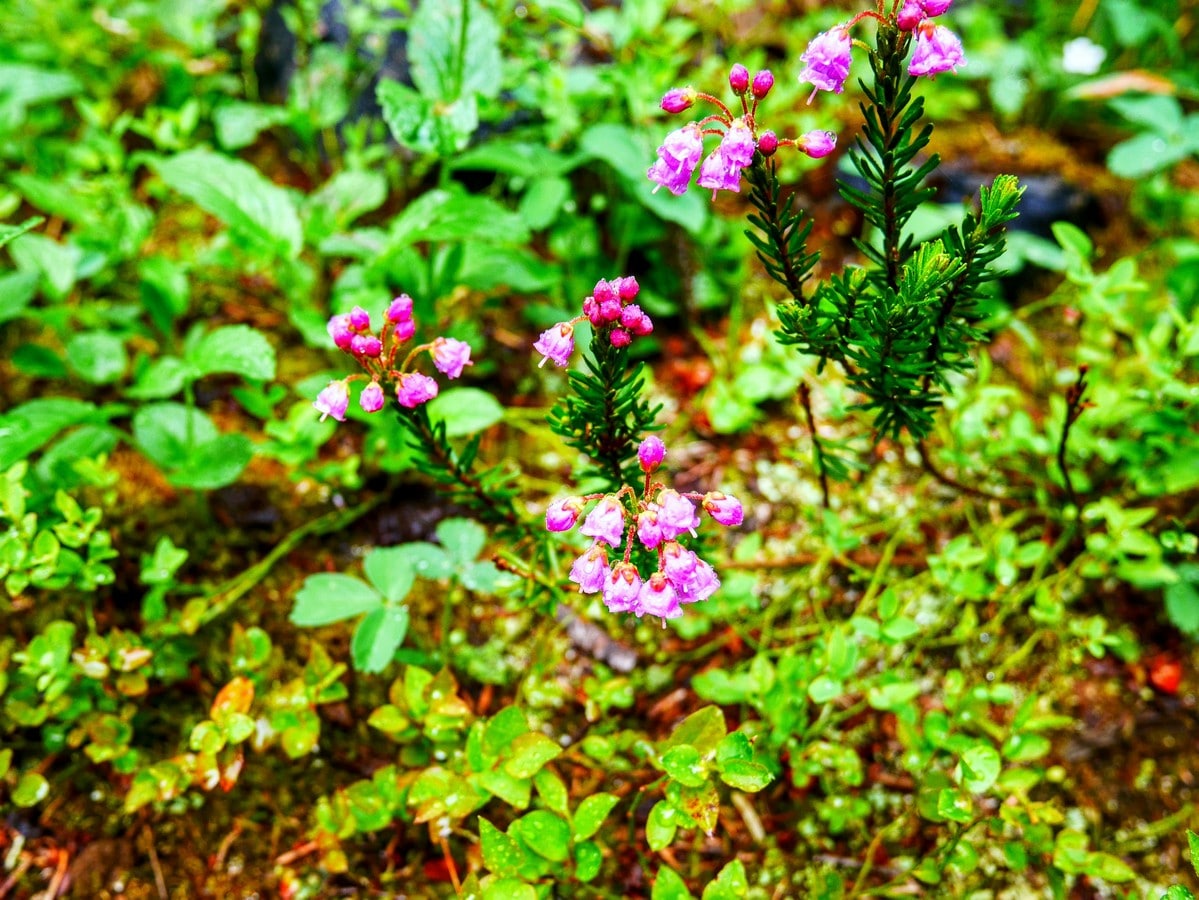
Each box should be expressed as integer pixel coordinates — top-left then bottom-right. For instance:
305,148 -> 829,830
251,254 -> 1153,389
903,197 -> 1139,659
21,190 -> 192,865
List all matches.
593,279 -> 618,305
349,306 -> 371,331
702,491 -> 744,526
897,0 -> 924,30
430,337 -> 472,379
729,63 -> 750,94
360,381 -> 385,413
314,379 -> 350,422
609,327 -> 632,348
616,275 -> 640,300
395,372 -> 438,408
921,0 -> 952,16
546,497 -> 584,532
394,318 -> 417,343
799,129 -> 837,159
751,70 -> 774,99
327,314 -> 355,351
638,435 -> 666,472
757,131 -> 779,156
660,87 -> 697,114
351,334 -> 383,358
386,294 -> 414,323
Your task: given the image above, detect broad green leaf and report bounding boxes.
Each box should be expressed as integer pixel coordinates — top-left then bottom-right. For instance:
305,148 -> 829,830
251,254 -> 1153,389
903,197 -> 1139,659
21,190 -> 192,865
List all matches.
291,574 -> 382,626
503,732 -> 563,779
213,101 -> 291,150
127,357 -> 190,399
867,681 -> 921,710
660,745 -> 707,787
1107,131 -> 1193,179
1084,851 -> 1136,883
1164,886 -> 1196,900
12,772 -> 49,807
427,388 -> 504,438
409,0 -> 502,100
306,170 -> 388,239
573,792 -> 619,841
131,402 -> 216,467
0,271 -> 39,323
363,546 -> 419,604
188,325 -> 277,381
481,880 -> 536,900
165,433 -> 253,490
152,149 -> 302,258
574,839 -> 602,882
351,605 -> 409,673
436,517 -> 487,566
703,859 -> 749,900
0,63 -> 81,106
66,332 -> 127,384
484,707 -> 530,758
478,817 -> 525,876
663,706 -> 726,754
646,801 -> 678,851
534,769 -> 569,817
388,189 -> 529,247
1165,573 -> 1199,636
377,80 -> 479,156
959,744 -> 1001,793
8,233 -> 82,299
0,398 -> 98,470
1110,95 -> 1184,135
717,759 -> 772,792
652,864 -> 694,900
513,810 -> 571,862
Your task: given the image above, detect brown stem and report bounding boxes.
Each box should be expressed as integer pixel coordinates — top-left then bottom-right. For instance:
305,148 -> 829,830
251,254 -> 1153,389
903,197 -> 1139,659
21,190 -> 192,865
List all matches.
1057,365 -> 1090,509
799,382 -> 831,509
915,438 -> 1015,505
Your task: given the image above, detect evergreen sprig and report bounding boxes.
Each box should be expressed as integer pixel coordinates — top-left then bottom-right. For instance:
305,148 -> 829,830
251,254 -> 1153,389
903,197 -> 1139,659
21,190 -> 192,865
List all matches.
768,21 -> 1023,443
547,336 -> 662,493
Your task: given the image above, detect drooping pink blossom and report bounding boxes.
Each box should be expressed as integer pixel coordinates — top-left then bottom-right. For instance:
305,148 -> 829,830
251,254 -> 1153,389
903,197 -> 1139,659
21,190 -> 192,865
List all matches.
799,26 -> 853,100
314,379 -> 350,422
703,491 -> 744,526
648,123 -> 705,196
580,497 -> 626,547
661,541 -> 699,583
395,372 -> 439,408
603,562 -> 643,613
697,120 -> 756,197
534,322 -> 576,368
359,381 -> 385,413
655,489 -> 701,540
674,558 -> 720,604
637,506 -> 664,550
430,337 -> 472,379
909,22 -> 966,77
638,572 -> 682,619
569,544 -> 610,594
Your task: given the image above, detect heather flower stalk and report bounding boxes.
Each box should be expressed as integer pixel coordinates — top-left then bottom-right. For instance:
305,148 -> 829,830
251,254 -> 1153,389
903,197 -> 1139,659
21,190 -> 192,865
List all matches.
315,294 -> 472,422
547,436 -> 743,621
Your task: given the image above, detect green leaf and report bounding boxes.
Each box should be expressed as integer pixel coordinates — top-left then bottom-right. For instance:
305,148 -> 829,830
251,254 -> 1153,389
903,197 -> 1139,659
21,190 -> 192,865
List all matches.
717,759 -> 773,792
652,864 -> 694,900
663,706 -> 726,754
479,817 -> 525,876
1165,576 -> 1199,637
1164,886 -> 1196,900
959,744 -> 1001,793
0,398 -> 98,470
351,605 -> 409,673
213,101 -> 291,150
434,517 -> 487,567
167,433 -> 253,490
534,769 -> 569,817
504,732 -> 563,779
513,810 -> 571,863
1084,851 -> 1136,883
0,216 -> 43,250
151,149 -> 302,258
66,332 -> 127,384
363,546 -> 419,604
377,80 -> 480,156
12,772 -> 49,807
867,681 -> 921,710
388,189 -> 529,246
702,859 -> 749,900
660,745 -> 708,787
426,387 -> 505,438
1188,829 -> 1199,878
188,325 -> 277,381
1107,131 -> 1193,179
8,233 -> 82,299
0,270 -> 39,324
291,574 -> 382,626
574,839 -> 602,882
646,801 -> 678,852
0,63 -> 81,106
409,0 -> 502,100
573,792 -> 619,841
484,707 -> 530,758
132,403 -> 253,489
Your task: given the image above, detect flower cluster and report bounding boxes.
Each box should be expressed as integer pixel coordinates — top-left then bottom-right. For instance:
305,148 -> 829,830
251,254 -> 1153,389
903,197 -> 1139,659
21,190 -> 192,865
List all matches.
533,276 -> 652,368
314,294 -> 472,422
546,436 -> 743,621
649,61 -> 836,200
800,0 -> 965,101
649,2 -> 966,199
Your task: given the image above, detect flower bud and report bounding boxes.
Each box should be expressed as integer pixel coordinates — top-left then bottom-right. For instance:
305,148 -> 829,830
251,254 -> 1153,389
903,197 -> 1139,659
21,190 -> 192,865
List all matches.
660,87 -> 697,114
729,63 -> 750,94
799,129 -> 837,159
360,381 -> 385,413
349,306 -> 371,331
638,435 -> 666,472
751,69 -> 774,99
609,327 -> 632,348
757,131 -> 779,156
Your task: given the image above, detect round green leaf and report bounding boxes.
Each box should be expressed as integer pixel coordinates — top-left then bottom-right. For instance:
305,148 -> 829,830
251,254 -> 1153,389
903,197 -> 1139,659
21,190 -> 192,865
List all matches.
351,605 -> 409,673
67,332 -> 127,384
514,810 -> 571,863
427,387 -> 504,437
188,325 -> 277,381
291,574 -> 381,626
13,772 -> 49,807
573,792 -> 619,841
